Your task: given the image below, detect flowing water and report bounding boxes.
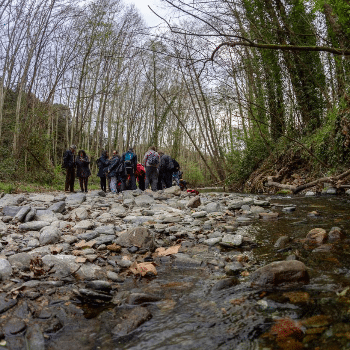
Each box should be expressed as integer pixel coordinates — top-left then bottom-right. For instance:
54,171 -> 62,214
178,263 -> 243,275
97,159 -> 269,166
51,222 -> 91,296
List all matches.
41,195 -> 350,349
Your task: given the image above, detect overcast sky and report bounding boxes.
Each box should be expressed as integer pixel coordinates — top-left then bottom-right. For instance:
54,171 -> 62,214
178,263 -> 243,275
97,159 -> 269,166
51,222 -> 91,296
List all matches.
125,0 -> 166,27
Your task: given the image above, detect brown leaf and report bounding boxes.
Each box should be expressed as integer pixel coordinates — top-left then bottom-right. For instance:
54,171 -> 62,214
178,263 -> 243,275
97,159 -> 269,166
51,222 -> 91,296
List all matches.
155,245 -> 181,257
129,262 -> 157,276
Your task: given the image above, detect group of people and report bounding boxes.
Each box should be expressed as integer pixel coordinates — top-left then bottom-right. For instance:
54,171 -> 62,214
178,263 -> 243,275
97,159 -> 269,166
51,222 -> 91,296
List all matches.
62,145 -> 183,193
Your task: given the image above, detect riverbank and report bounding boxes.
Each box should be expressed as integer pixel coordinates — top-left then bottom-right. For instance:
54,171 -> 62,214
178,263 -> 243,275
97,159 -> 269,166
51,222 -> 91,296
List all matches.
0,189 -> 349,348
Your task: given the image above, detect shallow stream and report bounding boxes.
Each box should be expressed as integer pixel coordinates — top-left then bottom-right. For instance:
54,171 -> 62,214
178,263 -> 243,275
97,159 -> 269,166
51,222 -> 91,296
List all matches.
43,194 -> 350,350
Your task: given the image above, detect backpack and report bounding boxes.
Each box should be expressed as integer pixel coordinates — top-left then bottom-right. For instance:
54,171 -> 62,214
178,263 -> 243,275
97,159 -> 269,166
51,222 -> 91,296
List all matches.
124,151 -> 134,174
62,151 -> 70,169
167,157 -> 174,171
96,158 -> 102,168
148,152 -> 159,166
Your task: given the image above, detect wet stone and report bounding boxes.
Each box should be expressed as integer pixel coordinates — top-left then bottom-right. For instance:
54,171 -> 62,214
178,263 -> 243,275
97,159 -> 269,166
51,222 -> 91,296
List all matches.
220,234 -> 243,247
224,262 -> 244,275
274,236 -> 291,249
211,278 -> 239,292
78,288 -> 112,301
85,280 -> 112,293
0,297 -> 17,314
4,317 -> 26,335
306,228 -> 327,245
38,309 -> 52,319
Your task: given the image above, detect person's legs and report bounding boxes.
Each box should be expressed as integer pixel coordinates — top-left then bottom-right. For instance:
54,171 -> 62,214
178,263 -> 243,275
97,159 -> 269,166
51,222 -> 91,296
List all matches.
79,177 -> 84,192
165,171 -> 172,188
130,173 -> 136,190
100,177 -> 106,192
150,167 -> 158,191
84,177 -> 88,192
138,175 -> 145,190
69,168 -> 75,192
110,177 -> 117,193
145,166 -> 151,190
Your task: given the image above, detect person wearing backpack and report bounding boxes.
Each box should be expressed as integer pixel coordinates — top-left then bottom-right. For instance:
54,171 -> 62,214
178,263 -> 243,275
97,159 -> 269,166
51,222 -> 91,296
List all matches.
158,151 -> 174,189
76,149 -> 91,192
143,146 -> 159,191
120,147 -> 137,191
108,150 -> 121,193
97,150 -> 110,192
62,144 -> 77,192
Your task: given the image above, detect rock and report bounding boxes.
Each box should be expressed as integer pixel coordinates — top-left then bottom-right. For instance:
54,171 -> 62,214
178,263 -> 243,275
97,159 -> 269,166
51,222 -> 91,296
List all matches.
220,234 -> 243,247
211,278 -> 238,292
30,194 -> 55,202
203,237 -> 222,246
0,194 -> 25,208
89,190 -> 106,197
66,193 -> 86,206
19,221 -> 50,231
13,206 -> 31,223
72,220 -> 95,231
95,235 -> 115,245
25,324 -> 45,350
71,207 -> 89,220
173,253 -> 203,268
27,239 -> 40,248
186,196 -> 201,209
325,187 -> 337,195
134,195 -> 154,207
162,216 -> 182,224
116,227 -> 153,248
85,280 -> 112,293
95,225 -> 115,235
77,231 -> 99,241
0,259 -> 12,280
107,271 -> 121,282
282,206 -> 296,212
306,228 -> 327,245
250,260 -> 309,288
191,211 -> 207,218
76,263 -> 104,280
228,198 -> 254,210
4,317 -> 26,335
312,244 -> 334,253
24,208 -> 36,222
328,227 -> 344,242
123,198 -> 135,207
78,288 -> 112,301
346,189 -> 350,196
0,221 -> 7,232
253,199 -> 270,206
205,202 -> 221,213
112,306 -> 152,337
8,253 -> 31,270
2,206 -> 21,217
35,210 -> 56,223
97,212 -> 113,223
48,201 -> 66,213
224,262 -> 244,275
127,293 -> 162,305
274,236 -> 291,249
259,212 -> 279,219
305,191 -> 316,197
164,186 -> 181,196
0,297 -> 17,314
39,226 -> 61,245
110,205 -> 126,217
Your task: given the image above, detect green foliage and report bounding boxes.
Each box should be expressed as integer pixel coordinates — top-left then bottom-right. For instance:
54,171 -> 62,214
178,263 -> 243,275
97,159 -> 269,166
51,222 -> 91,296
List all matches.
226,134 -> 269,184
0,182 -> 15,194
181,161 -> 205,187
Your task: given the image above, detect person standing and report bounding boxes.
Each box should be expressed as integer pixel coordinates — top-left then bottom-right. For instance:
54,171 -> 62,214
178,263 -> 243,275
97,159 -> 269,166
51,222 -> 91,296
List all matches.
143,146 -> 159,191
97,150 -> 110,192
108,150 -> 121,193
63,145 -> 77,192
135,163 -> 146,190
76,150 -> 91,192
121,147 -> 137,191
158,151 -> 174,189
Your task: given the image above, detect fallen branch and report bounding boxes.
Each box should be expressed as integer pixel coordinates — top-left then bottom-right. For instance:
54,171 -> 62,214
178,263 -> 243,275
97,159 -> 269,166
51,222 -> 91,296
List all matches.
266,169 -> 350,194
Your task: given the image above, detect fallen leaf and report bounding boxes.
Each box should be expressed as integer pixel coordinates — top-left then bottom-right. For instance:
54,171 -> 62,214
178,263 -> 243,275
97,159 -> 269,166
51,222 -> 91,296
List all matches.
155,245 -> 181,256
75,240 -> 96,248
75,257 -> 86,263
129,262 -> 157,276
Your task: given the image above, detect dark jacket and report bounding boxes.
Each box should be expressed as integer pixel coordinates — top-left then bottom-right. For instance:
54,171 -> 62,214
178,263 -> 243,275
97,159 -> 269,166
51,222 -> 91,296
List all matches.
159,154 -> 173,173
63,149 -> 75,169
121,150 -> 137,173
108,155 -> 121,178
76,156 -> 91,178
97,154 -> 110,178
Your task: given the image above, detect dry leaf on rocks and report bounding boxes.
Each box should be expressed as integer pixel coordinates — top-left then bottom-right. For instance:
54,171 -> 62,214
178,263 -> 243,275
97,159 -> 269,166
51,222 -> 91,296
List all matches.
75,240 -> 96,249
129,262 -> 157,276
155,245 -> 180,257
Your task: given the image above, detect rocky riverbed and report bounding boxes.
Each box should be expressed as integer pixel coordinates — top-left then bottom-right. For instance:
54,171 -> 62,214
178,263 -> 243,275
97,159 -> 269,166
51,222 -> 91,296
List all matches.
0,188 -> 349,349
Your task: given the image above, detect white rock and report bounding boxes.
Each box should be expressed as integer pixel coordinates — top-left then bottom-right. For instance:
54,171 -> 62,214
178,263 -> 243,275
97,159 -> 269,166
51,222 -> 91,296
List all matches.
0,259 -> 12,280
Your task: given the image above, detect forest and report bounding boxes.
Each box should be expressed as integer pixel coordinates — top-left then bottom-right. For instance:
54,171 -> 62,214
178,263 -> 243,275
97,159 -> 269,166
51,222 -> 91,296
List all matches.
1,0 -> 350,192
